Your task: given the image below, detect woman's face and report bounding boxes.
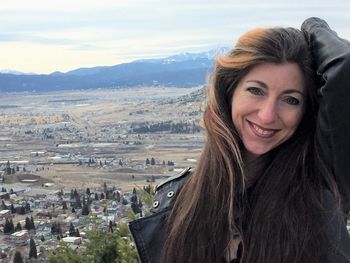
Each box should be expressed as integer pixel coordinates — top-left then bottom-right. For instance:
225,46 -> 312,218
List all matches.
231,62 -> 305,158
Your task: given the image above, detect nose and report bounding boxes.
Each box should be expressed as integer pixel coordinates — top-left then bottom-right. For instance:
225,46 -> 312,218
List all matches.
257,99 -> 278,124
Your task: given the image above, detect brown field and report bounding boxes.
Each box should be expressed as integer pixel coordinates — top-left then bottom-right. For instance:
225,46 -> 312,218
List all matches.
0,87 -> 205,192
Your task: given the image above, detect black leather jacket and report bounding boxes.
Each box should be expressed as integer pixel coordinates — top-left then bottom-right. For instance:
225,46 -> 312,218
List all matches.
129,18 -> 350,263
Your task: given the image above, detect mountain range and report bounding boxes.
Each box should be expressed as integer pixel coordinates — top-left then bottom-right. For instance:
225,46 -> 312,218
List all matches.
0,48 -> 228,92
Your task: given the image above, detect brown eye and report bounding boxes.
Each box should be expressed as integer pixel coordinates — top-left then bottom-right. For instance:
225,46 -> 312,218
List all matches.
247,87 -> 264,96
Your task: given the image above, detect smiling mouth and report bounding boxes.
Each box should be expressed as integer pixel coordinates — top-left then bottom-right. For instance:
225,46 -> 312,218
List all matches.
248,121 -> 279,138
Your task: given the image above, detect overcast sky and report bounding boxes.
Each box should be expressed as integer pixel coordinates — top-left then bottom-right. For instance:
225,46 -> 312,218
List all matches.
1,0 -> 350,74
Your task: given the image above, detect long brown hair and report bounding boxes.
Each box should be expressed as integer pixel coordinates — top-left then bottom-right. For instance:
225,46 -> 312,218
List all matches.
161,28 -> 339,263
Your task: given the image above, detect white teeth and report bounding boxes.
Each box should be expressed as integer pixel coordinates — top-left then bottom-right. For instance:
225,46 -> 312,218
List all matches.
252,124 -> 274,136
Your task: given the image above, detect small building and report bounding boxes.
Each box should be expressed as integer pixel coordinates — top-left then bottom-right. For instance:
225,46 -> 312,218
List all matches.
11,230 -> 29,245
0,210 -> 11,220
62,236 -> 82,245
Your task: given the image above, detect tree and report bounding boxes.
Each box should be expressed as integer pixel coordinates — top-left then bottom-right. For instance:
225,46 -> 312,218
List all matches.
6,160 -> 11,175
1,200 -> 7,209
4,218 -> 14,234
41,235 -> 45,242
75,195 -> 82,208
15,222 -> 22,232
30,216 -> 35,230
86,188 -> 91,196
109,220 -> 114,233
116,191 -> 121,202
25,216 -> 31,230
69,222 -> 76,237
119,159 -> 123,166
94,193 -> 99,201
29,237 -> 37,259
13,251 -> 23,263
10,204 -> 15,213
62,201 -> 68,210
81,204 -> 90,216
145,158 -> 150,165
130,192 -> 141,215
150,157 -> 155,165
76,228 -> 80,237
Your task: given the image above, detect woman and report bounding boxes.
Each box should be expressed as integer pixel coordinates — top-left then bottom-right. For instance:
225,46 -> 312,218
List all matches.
129,18 -> 350,263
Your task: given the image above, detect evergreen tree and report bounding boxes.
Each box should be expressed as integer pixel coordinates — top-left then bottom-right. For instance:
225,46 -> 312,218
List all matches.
109,220 -> 114,233
6,160 -> 11,175
94,193 -> 99,200
145,158 -> 150,165
130,192 -> 140,214
15,222 -> 22,232
150,157 -> 155,165
116,191 -> 121,202
29,237 -> 37,259
75,195 -> 82,208
9,219 -> 14,233
25,217 -> 31,230
69,223 -> 76,237
4,218 -> 14,234
82,204 -> 90,216
41,235 -> 45,242
100,192 -> 105,200
71,207 -> 76,213
76,229 -> 80,237
13,251 -> 23,263
62,201 -> 68,210
86,188 -> 91,196
30,216 -> 35,230
73,189 -> 79,199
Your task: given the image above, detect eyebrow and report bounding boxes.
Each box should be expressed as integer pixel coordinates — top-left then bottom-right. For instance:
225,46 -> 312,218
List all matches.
246,80 -> 305,96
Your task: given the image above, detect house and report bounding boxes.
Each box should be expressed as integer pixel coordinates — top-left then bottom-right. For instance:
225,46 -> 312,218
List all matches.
10,230 -> 29,245
62,236 -> 82,245
0,210 -> 11,220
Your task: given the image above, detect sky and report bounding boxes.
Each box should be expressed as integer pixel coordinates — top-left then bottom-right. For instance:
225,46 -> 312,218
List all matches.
1,0 -> 350,74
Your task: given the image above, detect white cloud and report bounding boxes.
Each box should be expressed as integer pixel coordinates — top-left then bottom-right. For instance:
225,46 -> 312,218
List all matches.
1,0 -> 350,73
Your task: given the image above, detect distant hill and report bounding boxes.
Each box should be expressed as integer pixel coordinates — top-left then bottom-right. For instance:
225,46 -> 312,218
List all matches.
0,48 -> 229,92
